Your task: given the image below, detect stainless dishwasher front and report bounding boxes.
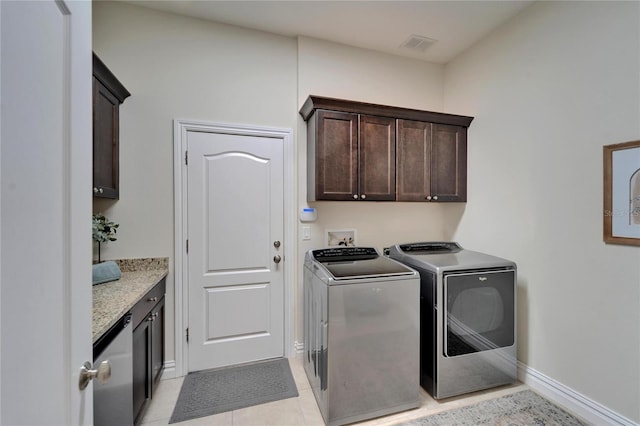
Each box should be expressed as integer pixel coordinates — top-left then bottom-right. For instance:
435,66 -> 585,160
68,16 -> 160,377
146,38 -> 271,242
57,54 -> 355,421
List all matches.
93,312 -> 133,426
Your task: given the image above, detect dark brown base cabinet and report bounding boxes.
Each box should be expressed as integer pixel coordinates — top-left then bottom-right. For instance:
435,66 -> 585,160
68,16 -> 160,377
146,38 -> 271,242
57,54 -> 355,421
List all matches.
300,96 -> 473,202
132,278 -> 165,425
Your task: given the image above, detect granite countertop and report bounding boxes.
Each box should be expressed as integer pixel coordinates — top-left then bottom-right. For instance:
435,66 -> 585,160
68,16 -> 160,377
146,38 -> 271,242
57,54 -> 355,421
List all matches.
92,258 -> 169,343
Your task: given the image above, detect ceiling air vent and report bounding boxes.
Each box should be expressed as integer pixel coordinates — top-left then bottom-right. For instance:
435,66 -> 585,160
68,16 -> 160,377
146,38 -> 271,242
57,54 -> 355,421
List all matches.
400,34 -> 437,52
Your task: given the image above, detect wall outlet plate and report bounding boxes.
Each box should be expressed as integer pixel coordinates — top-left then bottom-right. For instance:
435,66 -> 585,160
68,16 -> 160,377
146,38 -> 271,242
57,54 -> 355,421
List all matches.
325,229 -> 356,247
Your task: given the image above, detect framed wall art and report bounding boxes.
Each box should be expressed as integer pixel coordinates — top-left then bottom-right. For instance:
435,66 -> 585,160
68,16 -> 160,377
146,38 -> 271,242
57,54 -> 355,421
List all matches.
603,140 -> 640,246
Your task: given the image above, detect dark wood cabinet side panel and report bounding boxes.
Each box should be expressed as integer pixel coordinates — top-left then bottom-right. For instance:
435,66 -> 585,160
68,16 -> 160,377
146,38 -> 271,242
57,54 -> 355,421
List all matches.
397,120 -> 431,201
315,110 -> 358,200
432,124 -> 467,201
360,115 -> 396,200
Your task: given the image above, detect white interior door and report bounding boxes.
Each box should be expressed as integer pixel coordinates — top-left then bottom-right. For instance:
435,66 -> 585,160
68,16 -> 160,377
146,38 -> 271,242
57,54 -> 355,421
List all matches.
0,1 -> 92,424
186,129 -> 285,372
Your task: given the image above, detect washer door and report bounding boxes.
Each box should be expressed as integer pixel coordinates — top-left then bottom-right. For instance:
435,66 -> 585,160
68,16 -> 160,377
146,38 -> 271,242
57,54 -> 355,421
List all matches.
443,270 -> 515,357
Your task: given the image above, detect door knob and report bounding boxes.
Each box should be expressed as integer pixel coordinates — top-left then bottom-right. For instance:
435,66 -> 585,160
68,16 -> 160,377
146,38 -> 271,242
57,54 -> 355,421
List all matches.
78,360 -> 111,390
273,255 -> 282,264
273,241 -> 281,248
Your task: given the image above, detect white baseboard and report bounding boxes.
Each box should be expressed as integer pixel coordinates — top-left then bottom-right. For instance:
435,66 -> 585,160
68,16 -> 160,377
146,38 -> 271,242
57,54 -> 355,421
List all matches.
160,360 -> 178,380
518,361 -> 638,426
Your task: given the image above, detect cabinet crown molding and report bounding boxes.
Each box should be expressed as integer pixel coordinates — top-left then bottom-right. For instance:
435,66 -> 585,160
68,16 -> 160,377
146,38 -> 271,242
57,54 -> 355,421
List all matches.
299,95 -> 473,127
93,52 -> 131,103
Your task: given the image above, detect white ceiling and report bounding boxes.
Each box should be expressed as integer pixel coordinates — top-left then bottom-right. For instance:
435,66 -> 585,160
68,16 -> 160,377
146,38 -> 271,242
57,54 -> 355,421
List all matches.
124,0 -> 535,64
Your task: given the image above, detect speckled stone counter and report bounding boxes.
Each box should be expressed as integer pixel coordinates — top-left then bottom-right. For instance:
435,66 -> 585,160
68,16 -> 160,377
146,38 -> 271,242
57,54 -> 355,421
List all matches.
92,258 -> 168,343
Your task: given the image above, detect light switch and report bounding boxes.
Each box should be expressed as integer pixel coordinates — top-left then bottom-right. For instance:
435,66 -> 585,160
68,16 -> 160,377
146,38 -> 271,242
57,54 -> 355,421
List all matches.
302,226 -> 311,240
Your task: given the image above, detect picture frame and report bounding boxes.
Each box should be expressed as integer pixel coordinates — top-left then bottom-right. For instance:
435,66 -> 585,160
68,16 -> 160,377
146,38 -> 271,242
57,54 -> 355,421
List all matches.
603,140 -> 640,246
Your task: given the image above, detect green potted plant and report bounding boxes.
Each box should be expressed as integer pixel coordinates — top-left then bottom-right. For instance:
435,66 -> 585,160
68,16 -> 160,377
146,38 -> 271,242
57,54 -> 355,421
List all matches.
92,213 -> 119,263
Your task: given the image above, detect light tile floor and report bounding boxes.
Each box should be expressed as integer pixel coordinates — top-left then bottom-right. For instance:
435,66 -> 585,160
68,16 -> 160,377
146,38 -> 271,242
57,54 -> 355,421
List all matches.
141,354 -> 528,426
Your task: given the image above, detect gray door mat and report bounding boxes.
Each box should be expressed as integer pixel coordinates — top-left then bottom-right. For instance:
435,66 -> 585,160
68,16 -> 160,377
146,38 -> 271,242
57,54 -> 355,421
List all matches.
399,389 -> 587,425
169,358 -> 299,424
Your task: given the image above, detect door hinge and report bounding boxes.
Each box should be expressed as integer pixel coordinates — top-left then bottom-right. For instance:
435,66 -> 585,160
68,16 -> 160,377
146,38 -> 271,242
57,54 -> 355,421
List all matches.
186,239 -> 189,253
186,327 -> 189,343
185,150 -> 188,165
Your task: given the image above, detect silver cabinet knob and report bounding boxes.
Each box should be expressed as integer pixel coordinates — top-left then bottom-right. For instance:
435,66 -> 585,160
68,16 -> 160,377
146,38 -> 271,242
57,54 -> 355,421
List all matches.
93,187 -> 98,193
273,241 -> 281,248
353,194 -> 358,199
273,255 -> 282,264
361,194 -> 366,200
79,360 -> 111,390
433,195 -> 438,201
426,195 -> 432,201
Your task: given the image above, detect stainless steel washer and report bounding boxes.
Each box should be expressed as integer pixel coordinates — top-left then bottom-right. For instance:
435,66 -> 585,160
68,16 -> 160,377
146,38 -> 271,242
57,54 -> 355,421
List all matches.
387,242 -> 517,399
303,247 -> 420,426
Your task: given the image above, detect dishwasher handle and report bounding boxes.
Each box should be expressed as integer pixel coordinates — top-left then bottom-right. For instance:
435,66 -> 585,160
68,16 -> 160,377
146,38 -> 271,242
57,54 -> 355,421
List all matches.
93,312 -> 132,360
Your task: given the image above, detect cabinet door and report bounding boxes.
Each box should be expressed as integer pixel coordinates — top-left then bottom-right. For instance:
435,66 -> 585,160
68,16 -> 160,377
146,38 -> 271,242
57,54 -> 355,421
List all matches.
397,119 -> 431,201
150,298 -> 165,394
359,115 -> 396,201
431,124 -> 467,202
93,77 -> 120,199
312,110 -> 358,200
132,319 -> 150,426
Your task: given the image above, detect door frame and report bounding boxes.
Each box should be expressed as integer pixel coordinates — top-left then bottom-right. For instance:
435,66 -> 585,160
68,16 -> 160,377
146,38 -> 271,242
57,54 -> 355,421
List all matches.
173,119 -> 295,377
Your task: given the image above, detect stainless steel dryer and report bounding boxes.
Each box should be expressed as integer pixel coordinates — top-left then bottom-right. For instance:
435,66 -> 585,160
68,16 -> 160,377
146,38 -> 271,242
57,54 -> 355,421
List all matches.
387,242 -> 517,399
303,247 -> 420,426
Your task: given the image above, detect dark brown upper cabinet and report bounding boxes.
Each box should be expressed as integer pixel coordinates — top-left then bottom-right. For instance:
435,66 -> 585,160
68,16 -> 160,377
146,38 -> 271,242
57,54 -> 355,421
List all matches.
93,53 -> 130,199
301,96 -> 473,202
397,120 -> 467,202
306,109 -> 395,201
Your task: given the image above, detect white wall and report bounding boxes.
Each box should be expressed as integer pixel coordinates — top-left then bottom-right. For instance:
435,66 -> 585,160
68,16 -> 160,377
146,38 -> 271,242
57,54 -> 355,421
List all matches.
443,1 -> 640,422
92,1 -> 298,361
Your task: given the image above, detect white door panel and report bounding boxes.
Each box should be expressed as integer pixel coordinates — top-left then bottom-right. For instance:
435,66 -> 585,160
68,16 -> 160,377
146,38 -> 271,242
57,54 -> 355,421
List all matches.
187,129 -> 284,372
1,1 -> 92,424
206,283 -> 271,339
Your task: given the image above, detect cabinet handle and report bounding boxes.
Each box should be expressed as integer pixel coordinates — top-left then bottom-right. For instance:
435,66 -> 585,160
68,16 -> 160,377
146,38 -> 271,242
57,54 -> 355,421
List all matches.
433,195 -> 438,201
93,187 -> 98,193
360,194 -> 366,200
353,194 -> 358,200
426,195 -> 432,201
148,296 -> 158,302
